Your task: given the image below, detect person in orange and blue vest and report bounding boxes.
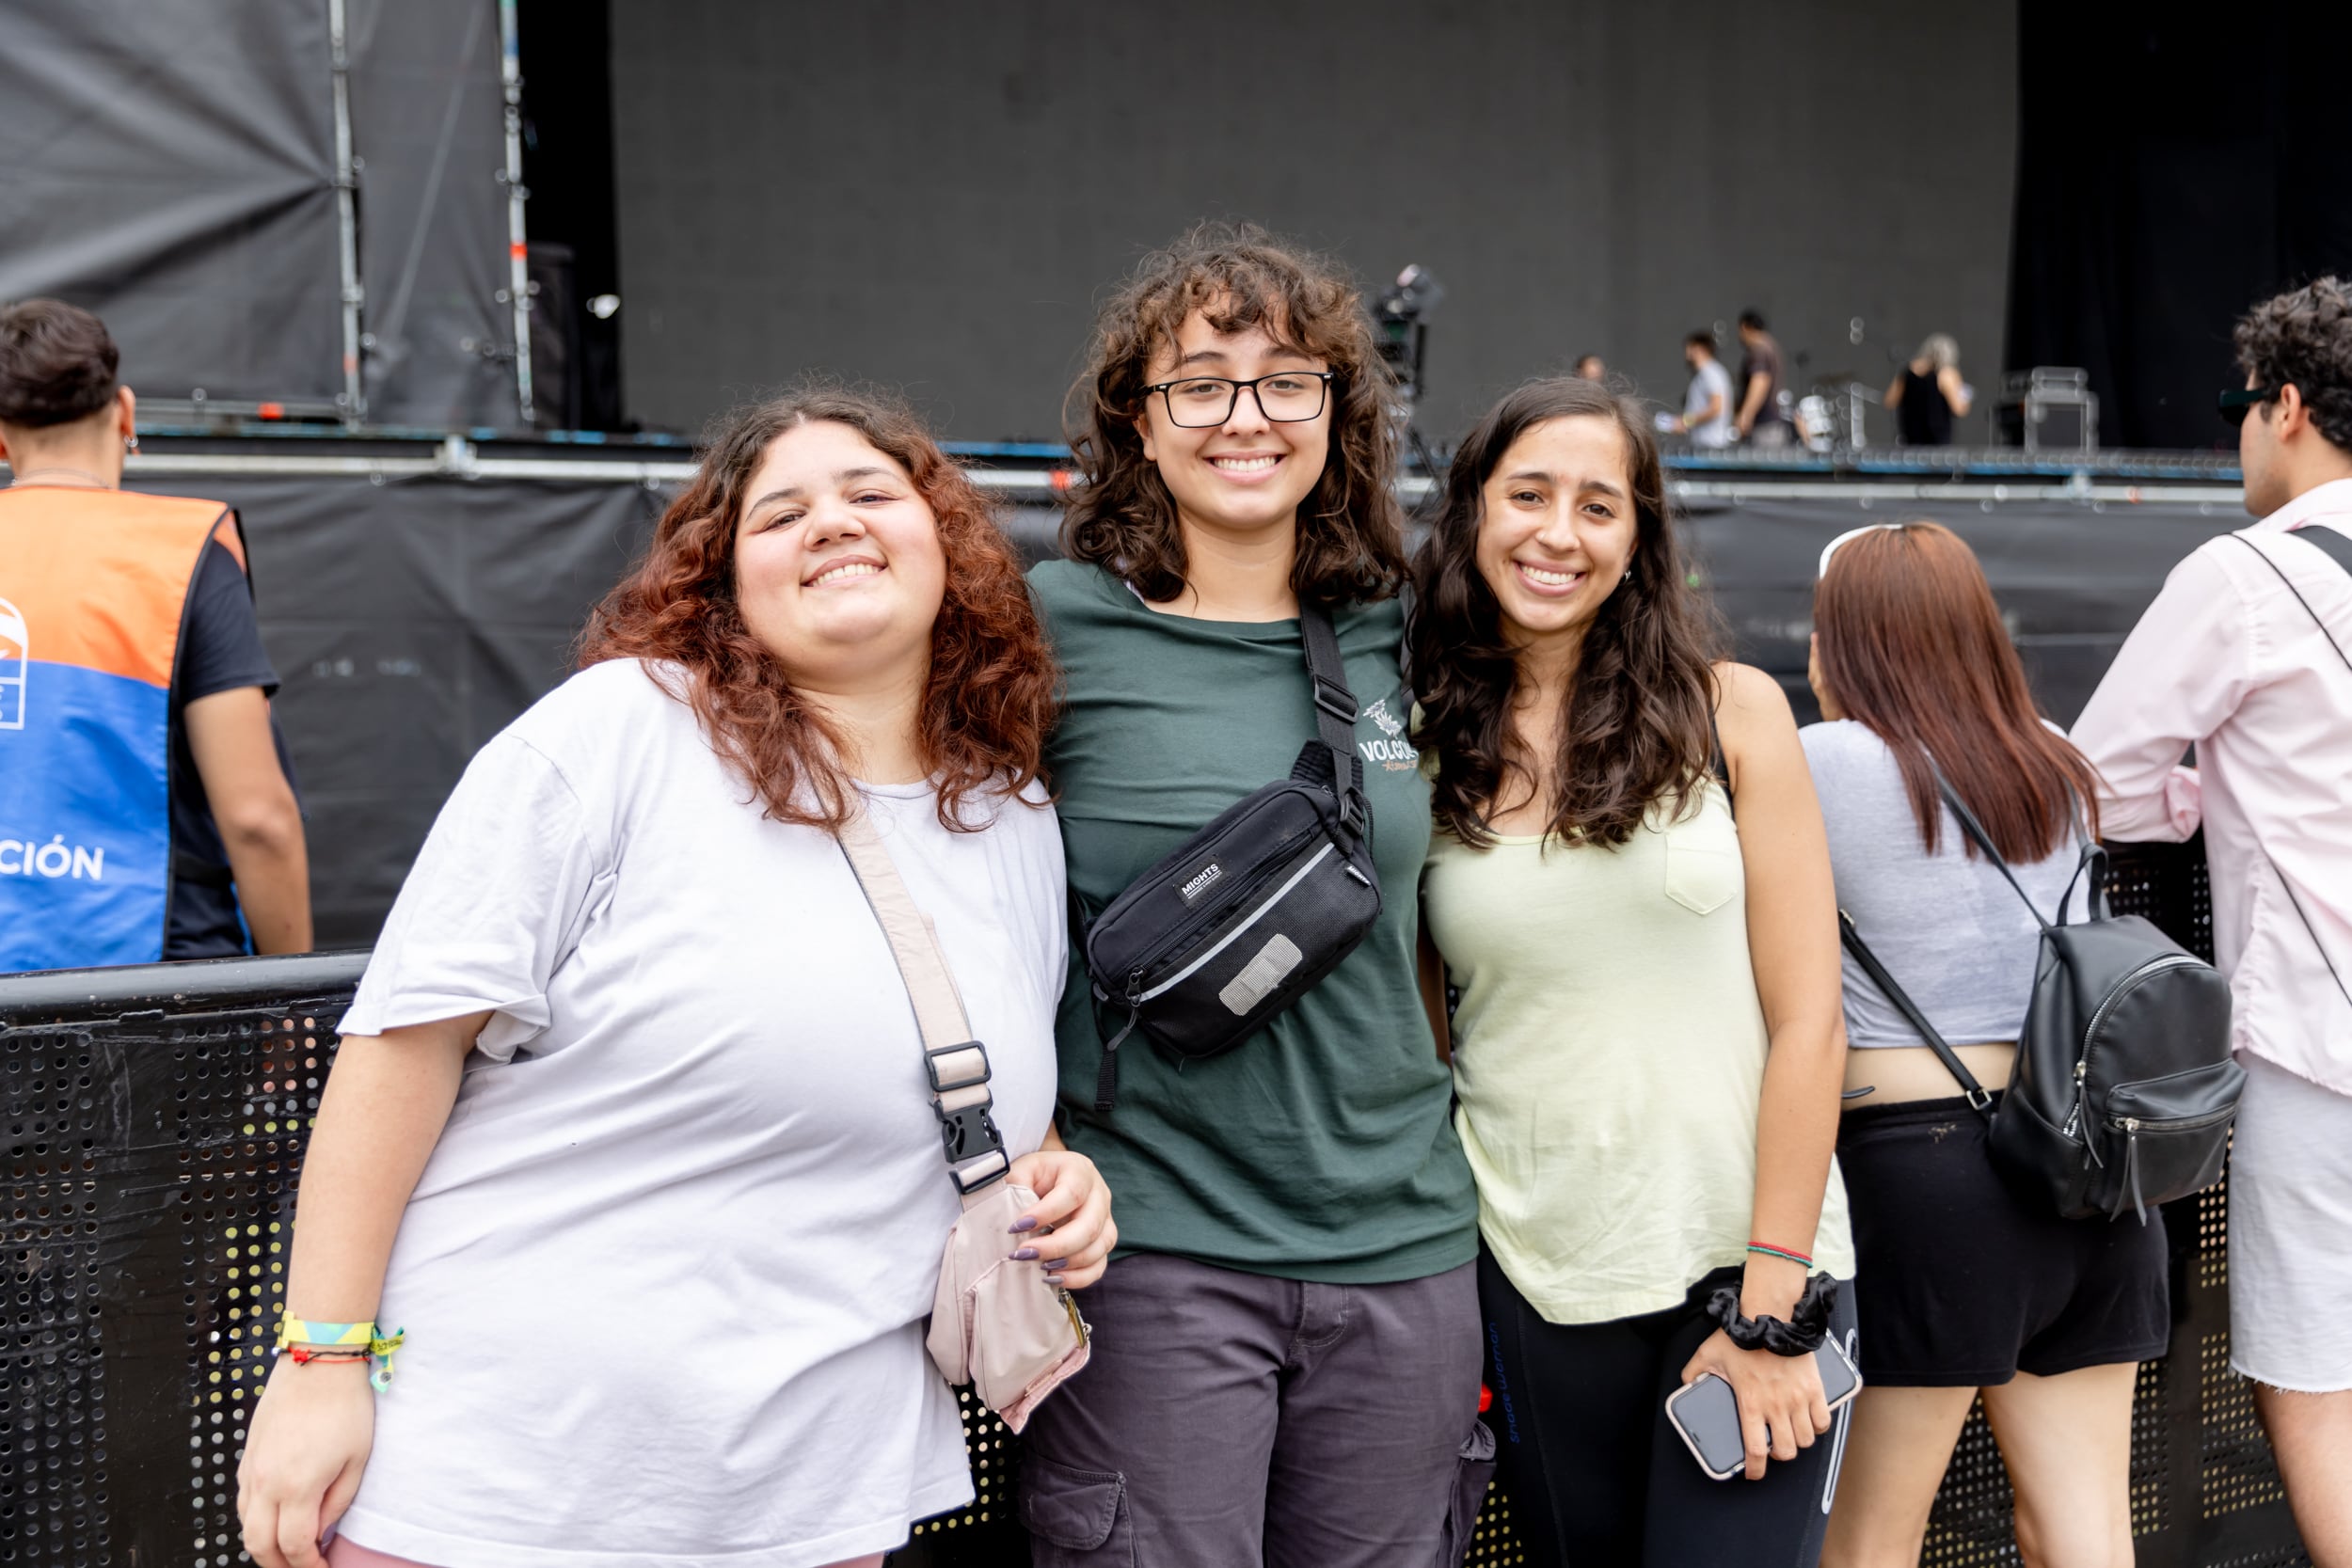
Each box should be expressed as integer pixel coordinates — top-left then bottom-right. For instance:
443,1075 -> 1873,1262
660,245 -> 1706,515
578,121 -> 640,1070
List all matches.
0,298 -> 310,971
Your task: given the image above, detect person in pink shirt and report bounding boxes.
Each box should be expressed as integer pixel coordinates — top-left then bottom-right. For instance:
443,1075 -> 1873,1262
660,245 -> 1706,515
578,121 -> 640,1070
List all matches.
2073,277 -> 2352,1564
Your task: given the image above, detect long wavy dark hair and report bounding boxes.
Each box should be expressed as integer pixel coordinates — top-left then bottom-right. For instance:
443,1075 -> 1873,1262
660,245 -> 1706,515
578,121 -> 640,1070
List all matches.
1060,221 -> 1406,607
579,385 -> 1057,833
1410,378 -> 1723,848
1812,520 -> 2100,861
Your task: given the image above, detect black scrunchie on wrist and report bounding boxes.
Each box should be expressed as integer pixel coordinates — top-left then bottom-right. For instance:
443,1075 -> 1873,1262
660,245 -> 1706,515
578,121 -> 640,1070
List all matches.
1705,1274 -> 1840,1357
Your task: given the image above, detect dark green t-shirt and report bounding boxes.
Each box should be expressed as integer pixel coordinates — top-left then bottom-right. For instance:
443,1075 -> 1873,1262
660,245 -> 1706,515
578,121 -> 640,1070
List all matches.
1030,559 -> 1478,1284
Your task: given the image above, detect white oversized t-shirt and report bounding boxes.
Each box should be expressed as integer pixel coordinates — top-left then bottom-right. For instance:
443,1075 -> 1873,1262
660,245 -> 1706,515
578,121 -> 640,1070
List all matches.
331,658 -> 1066,1568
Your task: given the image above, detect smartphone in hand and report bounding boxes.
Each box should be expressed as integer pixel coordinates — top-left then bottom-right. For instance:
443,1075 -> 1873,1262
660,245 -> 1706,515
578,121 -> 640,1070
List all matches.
1664,1337 -> 1862,1481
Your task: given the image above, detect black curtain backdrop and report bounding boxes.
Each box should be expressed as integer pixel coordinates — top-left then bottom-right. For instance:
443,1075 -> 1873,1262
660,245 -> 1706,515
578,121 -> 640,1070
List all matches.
517,0 -> 626,430
121,471 -> 663,947
2006,3 -> 2352,451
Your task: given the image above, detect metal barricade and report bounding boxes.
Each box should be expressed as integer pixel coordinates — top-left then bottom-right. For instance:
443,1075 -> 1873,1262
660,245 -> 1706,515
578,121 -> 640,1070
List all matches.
0,846 -> 2311,1567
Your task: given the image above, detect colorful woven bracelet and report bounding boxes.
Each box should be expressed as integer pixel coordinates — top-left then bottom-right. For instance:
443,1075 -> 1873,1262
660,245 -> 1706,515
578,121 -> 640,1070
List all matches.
277,1315 -> 406,1392
1745,1241 -> 1815,1268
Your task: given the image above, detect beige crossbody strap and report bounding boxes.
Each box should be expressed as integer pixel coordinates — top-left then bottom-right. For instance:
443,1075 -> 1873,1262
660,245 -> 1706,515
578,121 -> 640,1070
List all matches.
835,806 -> 1011,1199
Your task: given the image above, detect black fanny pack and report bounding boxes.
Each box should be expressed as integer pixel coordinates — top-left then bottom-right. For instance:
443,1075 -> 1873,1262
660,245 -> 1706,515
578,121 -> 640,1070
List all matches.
1082,601 -> 1382,1110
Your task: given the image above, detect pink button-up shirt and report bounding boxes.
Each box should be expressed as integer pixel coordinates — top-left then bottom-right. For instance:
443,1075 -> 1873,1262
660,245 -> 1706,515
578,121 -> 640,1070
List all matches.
2073,477 -> 2352,1097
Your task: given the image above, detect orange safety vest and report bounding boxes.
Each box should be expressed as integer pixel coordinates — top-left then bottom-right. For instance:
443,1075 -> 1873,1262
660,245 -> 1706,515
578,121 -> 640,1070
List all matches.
0,485 -> 246,971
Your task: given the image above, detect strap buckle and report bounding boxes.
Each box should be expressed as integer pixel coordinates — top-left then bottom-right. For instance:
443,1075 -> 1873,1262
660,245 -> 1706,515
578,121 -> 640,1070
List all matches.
1964,1085 -> 1995,1114
1336,786 -> 1368,834
925,1039 -> 992,1094
1311,675 -> 1357,726
937,1100 -> 1007,1171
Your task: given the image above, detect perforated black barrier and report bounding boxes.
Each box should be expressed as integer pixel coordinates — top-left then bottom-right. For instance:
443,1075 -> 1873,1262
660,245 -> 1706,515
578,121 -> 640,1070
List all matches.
0,845 -> 2310,1566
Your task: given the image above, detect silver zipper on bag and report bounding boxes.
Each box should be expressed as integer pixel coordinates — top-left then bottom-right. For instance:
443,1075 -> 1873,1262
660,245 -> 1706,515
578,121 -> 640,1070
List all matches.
2061,953 -> 2203,1139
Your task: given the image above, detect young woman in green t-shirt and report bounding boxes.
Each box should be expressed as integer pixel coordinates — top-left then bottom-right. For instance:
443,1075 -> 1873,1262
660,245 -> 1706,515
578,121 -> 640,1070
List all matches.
1019,223 -> 1486,1567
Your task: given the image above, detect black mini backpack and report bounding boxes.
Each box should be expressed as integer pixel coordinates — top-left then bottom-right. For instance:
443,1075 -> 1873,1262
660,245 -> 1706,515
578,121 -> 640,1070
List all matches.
1839,779 -> 2241,1224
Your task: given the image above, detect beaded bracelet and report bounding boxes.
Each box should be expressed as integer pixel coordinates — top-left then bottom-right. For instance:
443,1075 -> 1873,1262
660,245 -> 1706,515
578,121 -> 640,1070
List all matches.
1745,1241 -> 1815,1269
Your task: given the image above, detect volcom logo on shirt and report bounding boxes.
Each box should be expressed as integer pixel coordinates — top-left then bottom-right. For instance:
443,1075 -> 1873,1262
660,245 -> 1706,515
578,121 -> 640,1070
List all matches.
1179,863 -> 1224,903
1359,696 -> 1418,771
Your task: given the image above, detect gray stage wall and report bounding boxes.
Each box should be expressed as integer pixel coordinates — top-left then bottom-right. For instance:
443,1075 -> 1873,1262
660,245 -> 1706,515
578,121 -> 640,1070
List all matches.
608,0 -> 2017,446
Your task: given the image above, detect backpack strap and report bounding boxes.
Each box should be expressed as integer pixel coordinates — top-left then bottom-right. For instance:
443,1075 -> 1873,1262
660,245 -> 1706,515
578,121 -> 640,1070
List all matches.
1929,771 -> 2062,933
1837,910 -> 1995,1117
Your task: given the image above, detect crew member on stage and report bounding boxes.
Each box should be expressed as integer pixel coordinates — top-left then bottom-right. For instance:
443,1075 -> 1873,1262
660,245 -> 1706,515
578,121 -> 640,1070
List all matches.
1882,334 -> 1973,447
0,299 -> 310,971
1735,309 -> 1795,448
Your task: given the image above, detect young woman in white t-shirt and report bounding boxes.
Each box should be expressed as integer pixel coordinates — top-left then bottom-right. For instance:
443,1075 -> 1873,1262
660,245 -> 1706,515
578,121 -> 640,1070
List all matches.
234,388 -> 1116,1568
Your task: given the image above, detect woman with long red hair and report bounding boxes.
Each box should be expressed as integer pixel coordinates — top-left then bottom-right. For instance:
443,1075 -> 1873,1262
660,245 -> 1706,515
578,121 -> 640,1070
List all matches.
1807,521 -> 2162,1568
235,387 -> 1113,1568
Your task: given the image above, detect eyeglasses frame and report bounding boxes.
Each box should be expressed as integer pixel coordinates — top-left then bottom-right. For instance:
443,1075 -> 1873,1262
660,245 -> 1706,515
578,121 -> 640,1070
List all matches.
1141,370 -> 1337,429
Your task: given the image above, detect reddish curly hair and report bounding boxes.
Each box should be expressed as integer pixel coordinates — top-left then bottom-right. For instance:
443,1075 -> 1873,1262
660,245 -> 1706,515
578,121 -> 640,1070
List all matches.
579,386 -> 1056,832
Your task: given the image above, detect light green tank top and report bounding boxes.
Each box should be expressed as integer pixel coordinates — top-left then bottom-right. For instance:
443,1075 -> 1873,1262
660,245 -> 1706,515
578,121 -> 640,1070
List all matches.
1422,777 -> 1855,1324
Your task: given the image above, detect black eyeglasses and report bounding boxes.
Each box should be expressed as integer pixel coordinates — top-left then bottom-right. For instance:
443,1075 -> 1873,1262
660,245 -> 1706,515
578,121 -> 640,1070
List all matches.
2219,385 -> 2282,428
1143,371 -> 1335,428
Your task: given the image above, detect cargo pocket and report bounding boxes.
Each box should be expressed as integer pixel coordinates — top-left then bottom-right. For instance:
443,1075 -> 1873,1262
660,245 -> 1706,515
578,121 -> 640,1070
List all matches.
1435,1419 -> 1499,1568
1662,835 -> 1740,915
1022,1453 -> 1134,1566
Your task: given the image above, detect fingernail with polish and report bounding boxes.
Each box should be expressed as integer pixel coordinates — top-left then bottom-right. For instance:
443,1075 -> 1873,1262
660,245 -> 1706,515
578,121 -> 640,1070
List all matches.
1044,1275 -> 1066,1286
1010,1247 -> 1039,1261
1009,1216 -> 1039,1234
1041,1259 -> 1068,1271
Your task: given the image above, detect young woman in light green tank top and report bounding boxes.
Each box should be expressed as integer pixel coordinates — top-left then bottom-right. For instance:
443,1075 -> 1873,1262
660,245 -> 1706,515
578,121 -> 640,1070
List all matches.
1408,378 -> 1856,1568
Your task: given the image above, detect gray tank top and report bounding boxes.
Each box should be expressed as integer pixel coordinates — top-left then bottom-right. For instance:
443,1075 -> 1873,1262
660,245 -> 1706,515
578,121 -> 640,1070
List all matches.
1801,721 -> 2091,1050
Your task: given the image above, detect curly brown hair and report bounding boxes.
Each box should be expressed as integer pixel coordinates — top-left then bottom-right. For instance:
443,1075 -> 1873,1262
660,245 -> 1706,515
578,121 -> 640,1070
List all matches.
579,386 -> 1057,833
1410,378 -> 1724,849
1061,221 -> 1406,607
2235,276 -> 2352,451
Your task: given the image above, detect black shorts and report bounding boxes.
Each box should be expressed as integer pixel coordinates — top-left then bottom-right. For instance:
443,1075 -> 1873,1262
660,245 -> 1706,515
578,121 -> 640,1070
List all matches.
1837,1093 -> 2170,1387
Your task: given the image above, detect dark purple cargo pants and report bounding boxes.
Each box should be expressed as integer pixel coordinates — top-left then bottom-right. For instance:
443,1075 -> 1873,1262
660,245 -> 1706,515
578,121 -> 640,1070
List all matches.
1019,1251 -> 1488,1568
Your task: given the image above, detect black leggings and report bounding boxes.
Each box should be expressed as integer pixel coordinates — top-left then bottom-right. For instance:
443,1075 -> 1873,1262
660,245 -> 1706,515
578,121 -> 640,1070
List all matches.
1478,1249 -> 1859,1568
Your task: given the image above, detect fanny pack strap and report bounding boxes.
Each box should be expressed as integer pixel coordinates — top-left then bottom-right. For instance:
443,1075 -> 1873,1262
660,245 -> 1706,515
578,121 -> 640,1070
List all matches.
1298,599 -> 1365,835
836,805 -> 1011,1202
